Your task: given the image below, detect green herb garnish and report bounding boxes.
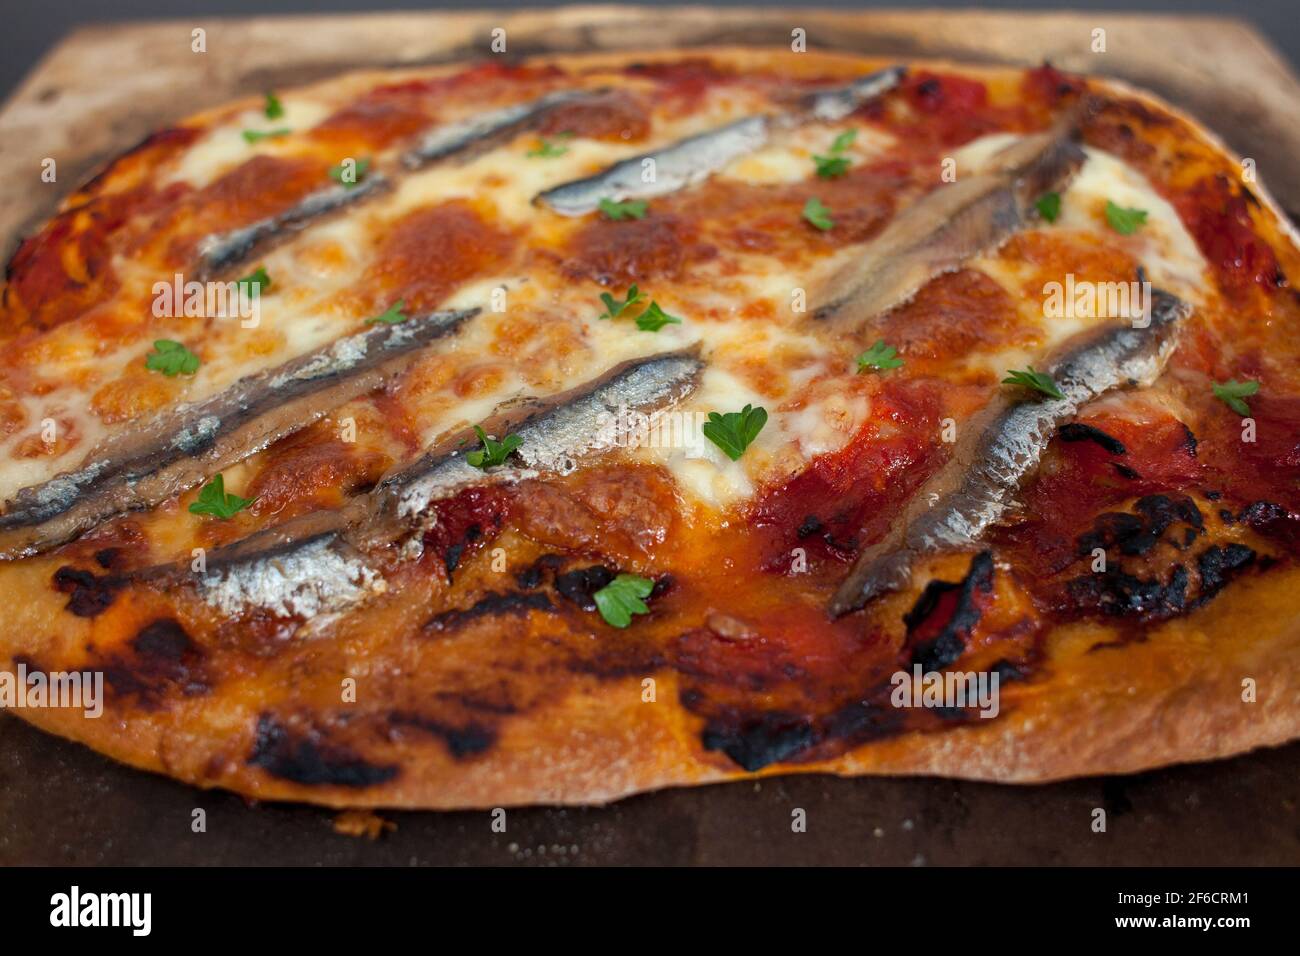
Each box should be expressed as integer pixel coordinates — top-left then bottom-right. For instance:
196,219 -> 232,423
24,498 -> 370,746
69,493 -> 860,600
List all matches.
188,474 -> 254,520
856,339 -> 904,372
329,157 -> 371,189
702,404 -> 768,461
145,339 -> 200,377
1002,366 -> 1065,400
1035,192 -> 1061,223
802,197 -> 834,231
812,128 -> 857,179
465,425 -> 522,470
593,573 -> 655,628
598,198 -> 649,221
1212,379 -> 1260,416
1105,200 -> 1147,235
365,300 -> 407,325
527,133 -> 573,158
241,128 -> 290,144
597,285 -> 647,320
264,92 -> 285,120
236,266 -> 271,295
633,301 -> 682,332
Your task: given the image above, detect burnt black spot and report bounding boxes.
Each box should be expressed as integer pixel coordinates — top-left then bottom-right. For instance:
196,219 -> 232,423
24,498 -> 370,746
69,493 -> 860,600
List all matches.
52,566 -> 122,617
94,548 -> 123,570
989,658 -> 1027,683
701,712 -> 816,772
444,542 -> 465,575
1066,565 -> 1188,621
389,712 -> 497,759
904,551 -> 994,672
248,714 -> 399,788
515,553 -> 564,590
1239,500 -> 1288,527
424,591 -> 554,632
1204,489 -> 1222,501
1058,422 -> 1127,455
1178,422 -> 1199,457
101,618 -> 210,705
1197,544 -> 1256,600
553,565 -> 615,611
1111,462 -> 1141,481
797,515 -> 823,538
1076,494 -> 1202,559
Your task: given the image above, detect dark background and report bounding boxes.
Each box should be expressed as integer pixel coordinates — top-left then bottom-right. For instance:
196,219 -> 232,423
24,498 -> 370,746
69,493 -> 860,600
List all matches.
3,1 -> 1300,101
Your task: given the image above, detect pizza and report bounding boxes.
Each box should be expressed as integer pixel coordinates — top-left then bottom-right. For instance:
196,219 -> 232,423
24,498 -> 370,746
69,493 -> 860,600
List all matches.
1,48 -> 1298,809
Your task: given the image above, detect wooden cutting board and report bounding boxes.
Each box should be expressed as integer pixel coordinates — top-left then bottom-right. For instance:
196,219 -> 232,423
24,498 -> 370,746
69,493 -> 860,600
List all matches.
2,5 -> 1300,253
4,7 -> 1300,865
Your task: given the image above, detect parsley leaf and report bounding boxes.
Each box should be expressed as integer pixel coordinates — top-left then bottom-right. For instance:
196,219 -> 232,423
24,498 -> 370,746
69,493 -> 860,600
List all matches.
1035,192 -> 1061,223
702,404 -> 768,461
237,266 -> 271,295
365,300 -> 407,325
1105,200 -> 1147,235
527,133 -> 572,158
465,425 -> 522,469
633,301 -> 682,332
329,157 -> 371,189
264,91 -> 285,120
812,127 -> 857,179
856,339 -> 904,372
598,198 -> 648,221
803,196 -> 834,231
1002,366 -> 1065,401
597,285 -> 647,320
241,127 -> 290,144
1212,379 -> 1260,416
145,339 -> 200,377
593,573 -> 655,628
188,474 -> 254,520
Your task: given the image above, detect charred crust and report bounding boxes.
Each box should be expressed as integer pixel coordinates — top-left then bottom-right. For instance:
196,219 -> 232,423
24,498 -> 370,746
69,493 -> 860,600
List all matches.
52,566 -> 123,617
1196,544 -> 1256,600
701,711 -> 817,772
904,551 -> 994,672
247,714 -> 399,788
424,590 -> 555,632
553,565 -> 615,611
101,618 -> 211,706
1066,565 -> 1189,621
1076,494 -> 1203,558
388,712 -> 497,759
1058,422 -> 1127,455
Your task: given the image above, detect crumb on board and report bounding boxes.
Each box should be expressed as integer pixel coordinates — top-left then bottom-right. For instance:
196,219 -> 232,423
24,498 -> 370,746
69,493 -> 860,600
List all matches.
332,809 -> 396,840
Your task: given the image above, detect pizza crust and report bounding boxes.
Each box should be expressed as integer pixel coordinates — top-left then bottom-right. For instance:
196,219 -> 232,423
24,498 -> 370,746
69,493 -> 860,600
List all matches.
2,48 -> 1299,808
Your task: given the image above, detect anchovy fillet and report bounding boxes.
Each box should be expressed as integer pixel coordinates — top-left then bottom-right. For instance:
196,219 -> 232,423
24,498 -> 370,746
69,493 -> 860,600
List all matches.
827,287 -> 1190,617
197,174 -> 387,277
403,89 -> 604,168
0,308 -> 478,560
813,119 -> 1087,327
801,65 -> 908,123
535,66 -> 906,216
158,350 -> 704,615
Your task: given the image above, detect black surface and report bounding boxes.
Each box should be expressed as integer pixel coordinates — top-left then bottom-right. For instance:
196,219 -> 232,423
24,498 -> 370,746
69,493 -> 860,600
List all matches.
3,713 -> 1298,865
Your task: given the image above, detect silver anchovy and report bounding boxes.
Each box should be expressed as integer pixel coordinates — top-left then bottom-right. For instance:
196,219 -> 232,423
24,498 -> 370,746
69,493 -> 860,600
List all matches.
197,173 -> 387,276
814,116 -> 1087,327
827,287 -> 1190,617
175,350 -> 704,615
801,65 -> 907,122
403,89 -> 604,168
0,308 -> 477,560
535,66 -> 906,216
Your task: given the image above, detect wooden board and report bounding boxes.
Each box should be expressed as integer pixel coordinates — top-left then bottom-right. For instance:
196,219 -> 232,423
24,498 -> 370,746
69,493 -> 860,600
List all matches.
3,7 -> 1300,865
3,5 -> 1300,253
